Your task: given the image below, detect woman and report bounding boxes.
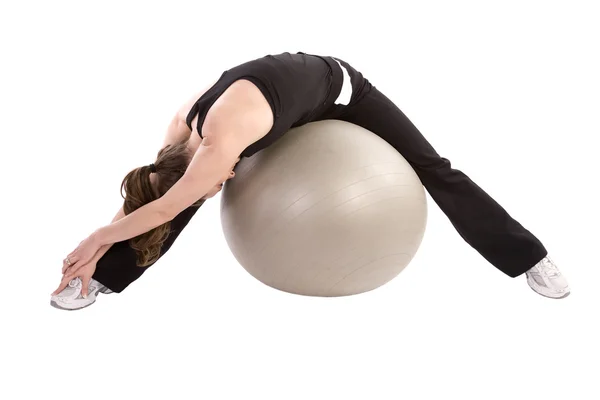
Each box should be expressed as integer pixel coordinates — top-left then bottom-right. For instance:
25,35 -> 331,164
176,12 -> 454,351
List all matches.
50,52 -> 570,310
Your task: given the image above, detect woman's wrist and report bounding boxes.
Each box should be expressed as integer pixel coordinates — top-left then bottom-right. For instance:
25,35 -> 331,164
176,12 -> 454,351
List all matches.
92,242 -> 114,263
92,227 -> 111,247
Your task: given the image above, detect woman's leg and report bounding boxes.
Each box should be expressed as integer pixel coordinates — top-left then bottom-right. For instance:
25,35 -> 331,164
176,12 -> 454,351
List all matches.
92,204 -> 202,292
325,62 -> 547,278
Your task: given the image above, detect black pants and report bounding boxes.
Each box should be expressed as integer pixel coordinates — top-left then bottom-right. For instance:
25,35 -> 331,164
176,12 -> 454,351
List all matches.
93,59 -> 547,293
92,205 -> 201,292
316,59 -> 548,278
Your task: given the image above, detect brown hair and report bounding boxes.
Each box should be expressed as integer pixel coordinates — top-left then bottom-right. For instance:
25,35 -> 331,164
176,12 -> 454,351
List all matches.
120,139 -> 204,267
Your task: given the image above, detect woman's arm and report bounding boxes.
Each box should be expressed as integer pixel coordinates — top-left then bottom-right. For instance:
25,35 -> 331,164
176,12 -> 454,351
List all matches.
161,115 -> 191,148
92,135 -> 244,247
161,82 -> 217,148
92,206 -> 125,261
63,206 -> 125,274
90,79 -> 273,248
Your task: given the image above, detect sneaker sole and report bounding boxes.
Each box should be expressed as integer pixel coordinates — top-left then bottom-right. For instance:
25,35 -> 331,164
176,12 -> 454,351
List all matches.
50,298 -> 97,311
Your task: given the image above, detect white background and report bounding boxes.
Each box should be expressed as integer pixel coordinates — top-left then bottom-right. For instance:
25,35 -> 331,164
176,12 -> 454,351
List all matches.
1,0 -> 598,399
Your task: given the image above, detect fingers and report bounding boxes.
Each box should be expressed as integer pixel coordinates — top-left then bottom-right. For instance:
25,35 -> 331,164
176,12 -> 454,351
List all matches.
81,276 -> 90,299
63,255 -> 78,272
62,263 -> 78,277
61,263 -> 79,284
52,275 -> 71,296
66,262 -> 83,277
53,270 -> 84,296
63,251 -> 82,273
63,266 -> 78,277
62,268 -> 79,283
62,255 -> 75,273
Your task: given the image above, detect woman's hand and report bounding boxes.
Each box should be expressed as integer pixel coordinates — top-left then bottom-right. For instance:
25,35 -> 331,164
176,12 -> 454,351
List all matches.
62,232 -> 102,276
53,260 -> 98,297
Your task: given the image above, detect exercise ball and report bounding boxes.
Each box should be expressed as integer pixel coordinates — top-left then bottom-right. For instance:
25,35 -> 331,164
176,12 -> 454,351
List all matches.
220,120 -> 427,297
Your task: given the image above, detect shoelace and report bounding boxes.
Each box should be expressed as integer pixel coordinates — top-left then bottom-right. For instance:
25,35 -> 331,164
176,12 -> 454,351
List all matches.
68,278 -> 81,288
540,258 -> 560,278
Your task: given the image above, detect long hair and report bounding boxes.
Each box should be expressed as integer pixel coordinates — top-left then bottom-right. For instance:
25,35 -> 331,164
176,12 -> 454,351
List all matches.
120,139 -> 204,266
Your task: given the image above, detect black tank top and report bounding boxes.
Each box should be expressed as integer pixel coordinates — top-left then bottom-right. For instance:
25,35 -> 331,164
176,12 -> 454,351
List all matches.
185,52 -> 343,158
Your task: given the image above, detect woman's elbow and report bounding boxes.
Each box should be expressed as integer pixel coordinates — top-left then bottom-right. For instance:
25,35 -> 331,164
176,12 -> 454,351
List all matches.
153,198 -> 180,222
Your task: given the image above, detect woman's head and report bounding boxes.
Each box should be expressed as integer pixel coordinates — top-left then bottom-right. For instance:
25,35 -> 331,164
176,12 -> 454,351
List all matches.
120,139 -> 195,266
120,139 -> 237,267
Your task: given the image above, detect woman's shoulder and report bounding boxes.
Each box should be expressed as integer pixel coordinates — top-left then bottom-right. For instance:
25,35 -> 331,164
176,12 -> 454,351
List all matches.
203,79 -> 274,148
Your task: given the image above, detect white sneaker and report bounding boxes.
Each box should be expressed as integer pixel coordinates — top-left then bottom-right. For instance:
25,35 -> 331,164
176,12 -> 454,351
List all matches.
50,277 -> 113,311
526,256 -> 570,299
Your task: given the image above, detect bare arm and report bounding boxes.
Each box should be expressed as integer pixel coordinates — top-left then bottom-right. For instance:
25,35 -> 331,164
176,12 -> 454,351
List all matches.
62,206 -> 125,274
161,114 -> 192,148
91,79 -> 273,247
161,82 -> 217,148
92,206 -> 125,262
93,135 -> 244,246
86,85 -> 217,250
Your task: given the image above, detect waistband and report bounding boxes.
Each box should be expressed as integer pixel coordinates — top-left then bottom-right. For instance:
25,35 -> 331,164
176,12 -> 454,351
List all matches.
297,52 -> 343,109
321,56 -> 344,109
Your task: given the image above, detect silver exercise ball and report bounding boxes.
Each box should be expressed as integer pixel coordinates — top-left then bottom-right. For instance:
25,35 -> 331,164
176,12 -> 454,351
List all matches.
220,120 -> 428,297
